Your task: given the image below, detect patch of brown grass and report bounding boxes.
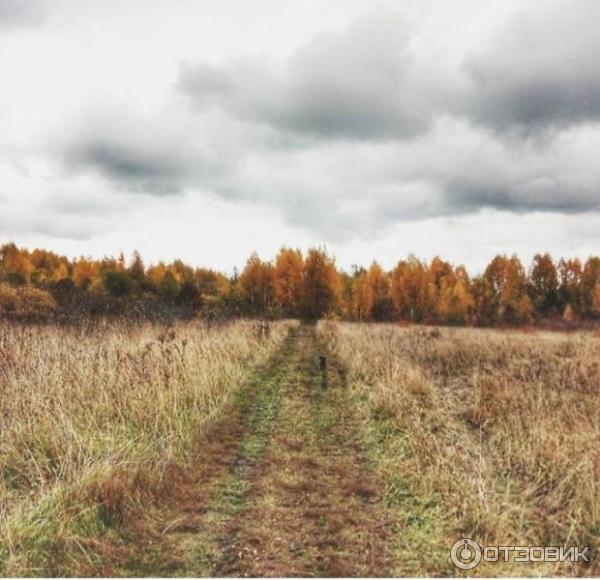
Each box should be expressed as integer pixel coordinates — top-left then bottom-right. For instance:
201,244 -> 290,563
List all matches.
0,318 -> 295,575
318,321 -> 600,575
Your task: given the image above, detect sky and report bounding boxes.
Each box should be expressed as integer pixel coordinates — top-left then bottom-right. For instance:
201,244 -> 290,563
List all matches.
1,0 -> 600,273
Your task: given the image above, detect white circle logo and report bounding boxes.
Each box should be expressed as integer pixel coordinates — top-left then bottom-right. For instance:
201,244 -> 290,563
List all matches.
450,538 -> 482,570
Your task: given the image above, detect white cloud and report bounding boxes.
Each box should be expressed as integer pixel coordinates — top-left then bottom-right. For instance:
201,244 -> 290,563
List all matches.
1,0 -> 600,271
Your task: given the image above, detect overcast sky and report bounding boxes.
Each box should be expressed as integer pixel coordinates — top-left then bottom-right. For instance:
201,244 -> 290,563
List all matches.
1,0 -> 600,273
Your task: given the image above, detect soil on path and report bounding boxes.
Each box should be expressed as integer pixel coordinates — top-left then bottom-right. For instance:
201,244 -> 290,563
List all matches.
216,324 -> 392,577
124,324 -> 393,577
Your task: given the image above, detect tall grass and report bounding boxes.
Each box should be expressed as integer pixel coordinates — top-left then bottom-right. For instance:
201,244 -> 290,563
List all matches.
0,318 -> 294,574
318,322 -> 600,575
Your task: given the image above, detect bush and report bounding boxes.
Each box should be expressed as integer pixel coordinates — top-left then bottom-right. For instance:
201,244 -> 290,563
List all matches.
0,284 -> 57,321
16,287 -> 57,321
103,271 -> 132,298
0,283 -> 18,315
177,280 -> 202,309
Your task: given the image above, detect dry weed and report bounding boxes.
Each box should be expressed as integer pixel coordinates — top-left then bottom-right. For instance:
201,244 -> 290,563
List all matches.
318,321 -> 600,575
0,318 -> 295,573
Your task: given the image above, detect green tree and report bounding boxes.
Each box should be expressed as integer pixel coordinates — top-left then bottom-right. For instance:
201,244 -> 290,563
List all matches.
102,271 -> 132,297
158,271 -> 179,301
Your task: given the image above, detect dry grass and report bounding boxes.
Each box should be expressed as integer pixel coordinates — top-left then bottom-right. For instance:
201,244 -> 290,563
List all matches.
318,321 -> 600,575
0,318 -> 295,574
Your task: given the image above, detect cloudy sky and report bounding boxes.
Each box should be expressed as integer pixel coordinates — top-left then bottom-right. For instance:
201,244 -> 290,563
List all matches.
1,0 -> 600,272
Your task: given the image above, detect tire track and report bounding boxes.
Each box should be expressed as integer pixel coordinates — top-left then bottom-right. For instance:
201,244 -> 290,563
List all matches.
215,325 -> 393,577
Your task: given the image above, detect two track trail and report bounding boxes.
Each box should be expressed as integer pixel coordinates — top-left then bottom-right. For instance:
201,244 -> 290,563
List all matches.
141,324 -> 393,577
215,324 -> 392,577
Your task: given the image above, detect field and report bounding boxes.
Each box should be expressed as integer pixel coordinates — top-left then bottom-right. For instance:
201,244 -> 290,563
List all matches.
0,319 -> 295,574
0,319 -> 598,576
318,322 -> 600,575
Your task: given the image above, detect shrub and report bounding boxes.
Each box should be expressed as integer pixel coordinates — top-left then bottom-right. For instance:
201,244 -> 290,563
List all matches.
16,286 -> 57,321
103,271 -> 132,297
0,283 -> 18,315
0,284 -> 57,321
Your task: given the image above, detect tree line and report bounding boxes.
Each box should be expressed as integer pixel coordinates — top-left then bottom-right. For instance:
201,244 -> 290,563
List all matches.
1,242 -> 599,325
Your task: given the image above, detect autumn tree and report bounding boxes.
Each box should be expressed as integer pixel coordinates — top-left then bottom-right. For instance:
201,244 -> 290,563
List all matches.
4,239 -> 600,326
302,248 -> 341,319
367,263 -> 392,321
147,263 -> 166,291
239,253 -> 274,315
557,258 -> 583,316
73,259 -> 98,290
51,262 -> 69,283
99,256 -> 123,279
435,265 -> 474,324
338,269 -> 357,318
128,251 -> 146,284
170,259 -> 194,285
580,257 -> 600,316
352,270 -> 371,321
470,275 -> 495,326
117,252 -> 126,271
0,243 -> 33,285
220,266 -> 243,316
194,268 -> 229,298
30,249 -> 69,285
390,256 -> 435,322
273,248 -> 304,316
529,253 -> 558,316
429,257 -> 454,322
483,255 -> 533,324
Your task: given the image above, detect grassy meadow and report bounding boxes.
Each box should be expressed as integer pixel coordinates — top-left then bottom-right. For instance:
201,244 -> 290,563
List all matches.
0,318 -> 597,576
318,321 -> 600,575
0,319 -> 295,574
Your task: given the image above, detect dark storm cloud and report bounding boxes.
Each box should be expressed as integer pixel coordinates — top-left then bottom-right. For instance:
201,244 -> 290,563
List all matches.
444,176 -> 600,215
180,1 -> 600,139
55,2 -> 600,241
68,139 -> 188,193
395,119 -> 600,218
61,108 -> 227,194
179,10 -> 454,140
463,0 -> 600,133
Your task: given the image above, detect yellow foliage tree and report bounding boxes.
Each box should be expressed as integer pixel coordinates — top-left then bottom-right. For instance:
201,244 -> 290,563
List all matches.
302,248 -> 341,318
273,248 -> 304,316
352,272 -> 372,321
239,253 -> 274,313
73,259 -> 99,289
1,243 -> 33,283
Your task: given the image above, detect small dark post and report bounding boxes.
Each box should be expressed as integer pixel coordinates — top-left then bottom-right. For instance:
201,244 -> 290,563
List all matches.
257,321 -> 270,341
319,355 -> 328,388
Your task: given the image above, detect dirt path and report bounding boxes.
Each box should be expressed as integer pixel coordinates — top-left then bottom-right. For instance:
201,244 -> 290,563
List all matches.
216,325 -> 392,577
127,324 -> 393,577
